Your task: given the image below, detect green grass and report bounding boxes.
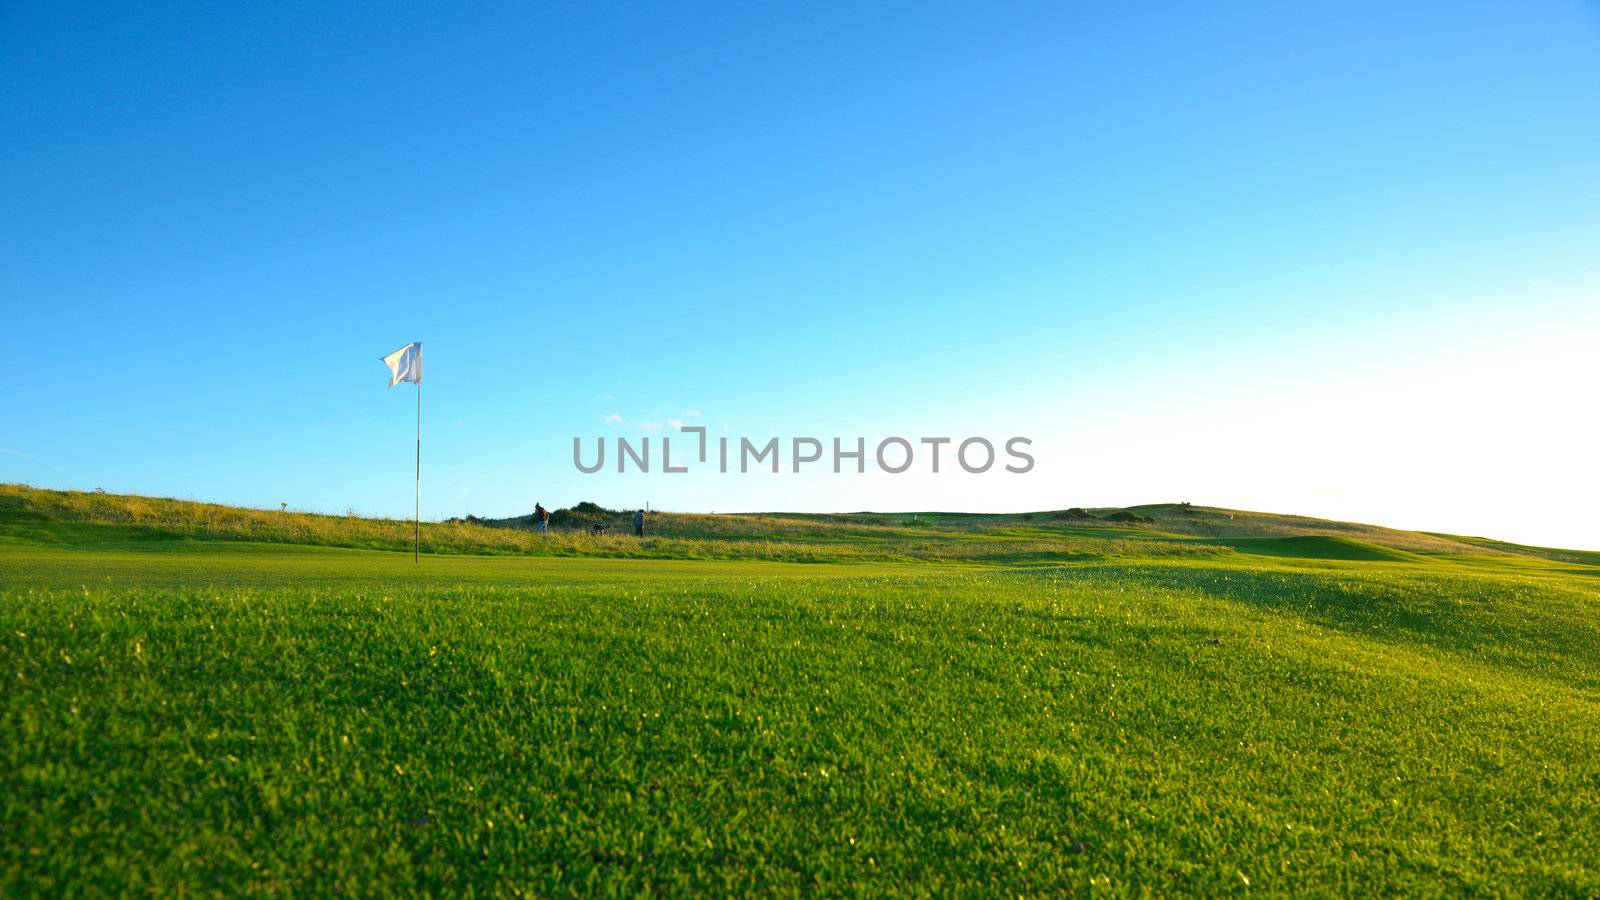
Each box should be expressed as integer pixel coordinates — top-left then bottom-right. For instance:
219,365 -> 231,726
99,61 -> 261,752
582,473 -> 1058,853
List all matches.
3,486 -> 1599,894
1222,534 -> 1421,562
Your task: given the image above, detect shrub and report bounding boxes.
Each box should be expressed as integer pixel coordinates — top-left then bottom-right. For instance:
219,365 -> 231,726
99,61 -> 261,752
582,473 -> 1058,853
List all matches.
550,501 -> 618,530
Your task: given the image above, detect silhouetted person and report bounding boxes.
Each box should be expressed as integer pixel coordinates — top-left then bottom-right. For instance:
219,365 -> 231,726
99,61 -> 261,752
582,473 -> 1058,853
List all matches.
634,509 -> 645,537
534,502 -> 549,533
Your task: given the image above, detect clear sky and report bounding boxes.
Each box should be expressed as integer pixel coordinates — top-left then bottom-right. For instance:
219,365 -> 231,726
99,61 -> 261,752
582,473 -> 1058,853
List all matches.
3,1 -> 1598,549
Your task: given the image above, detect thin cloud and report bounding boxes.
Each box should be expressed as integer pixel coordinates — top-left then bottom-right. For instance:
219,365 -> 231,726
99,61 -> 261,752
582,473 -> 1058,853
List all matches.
602,413 -> 624,424
640,421 -> 661,432
0,448 -> 33,459
666,418 -> 684,429
685,409 -> 702,418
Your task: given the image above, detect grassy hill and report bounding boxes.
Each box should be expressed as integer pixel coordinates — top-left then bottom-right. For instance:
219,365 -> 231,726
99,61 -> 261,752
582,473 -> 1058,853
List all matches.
2,484 -> 1598,893
2,483 -> 1587,566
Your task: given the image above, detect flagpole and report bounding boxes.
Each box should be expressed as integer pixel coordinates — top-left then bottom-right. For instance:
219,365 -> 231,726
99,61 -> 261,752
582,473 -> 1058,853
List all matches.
381,341 -> 423,564
415,376 -> 421,564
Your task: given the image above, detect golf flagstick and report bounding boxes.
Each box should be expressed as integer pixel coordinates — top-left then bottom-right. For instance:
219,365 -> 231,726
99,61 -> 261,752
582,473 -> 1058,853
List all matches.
381,341 -> 424,564
415,374 -> 421,563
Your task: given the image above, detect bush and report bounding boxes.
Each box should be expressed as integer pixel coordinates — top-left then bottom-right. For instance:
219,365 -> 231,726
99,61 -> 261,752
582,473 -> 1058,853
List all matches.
550,501 -> 619,530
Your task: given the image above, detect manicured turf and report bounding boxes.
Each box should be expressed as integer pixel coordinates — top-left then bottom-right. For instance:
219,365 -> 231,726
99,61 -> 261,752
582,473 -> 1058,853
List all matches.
2,489 -> 1598,894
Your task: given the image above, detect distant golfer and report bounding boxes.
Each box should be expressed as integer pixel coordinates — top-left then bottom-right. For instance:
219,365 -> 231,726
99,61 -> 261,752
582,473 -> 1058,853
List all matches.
634,509 -> 645,537
534,502 -> 549,533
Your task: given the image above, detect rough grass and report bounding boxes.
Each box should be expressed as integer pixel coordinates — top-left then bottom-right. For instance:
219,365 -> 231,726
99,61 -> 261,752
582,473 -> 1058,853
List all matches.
1128,502 -> 1510,556
0,484 -> 1229,565
2,484 -> 1580,567
2,487 -> 1598,894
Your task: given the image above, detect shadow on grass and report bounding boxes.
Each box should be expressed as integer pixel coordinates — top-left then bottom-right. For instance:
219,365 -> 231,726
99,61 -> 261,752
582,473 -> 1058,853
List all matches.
1016,563 -> 1600,691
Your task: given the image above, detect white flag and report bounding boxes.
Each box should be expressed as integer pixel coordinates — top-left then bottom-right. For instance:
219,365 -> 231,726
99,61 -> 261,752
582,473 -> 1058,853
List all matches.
381,342 -> 422,387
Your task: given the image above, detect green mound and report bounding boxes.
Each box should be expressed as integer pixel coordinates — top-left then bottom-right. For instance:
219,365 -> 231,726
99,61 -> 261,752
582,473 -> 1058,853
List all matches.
1228,531 -> 1420,560
1227,534 -> 1419,561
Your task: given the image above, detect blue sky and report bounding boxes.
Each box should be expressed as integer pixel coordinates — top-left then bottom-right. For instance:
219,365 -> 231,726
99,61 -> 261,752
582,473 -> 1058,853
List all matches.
3,2 -> 1598,548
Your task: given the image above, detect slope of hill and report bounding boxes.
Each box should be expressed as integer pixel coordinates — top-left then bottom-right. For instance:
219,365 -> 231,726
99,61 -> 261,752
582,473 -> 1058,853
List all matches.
1,483 -> 1588,567
1125,502 -> 1514,555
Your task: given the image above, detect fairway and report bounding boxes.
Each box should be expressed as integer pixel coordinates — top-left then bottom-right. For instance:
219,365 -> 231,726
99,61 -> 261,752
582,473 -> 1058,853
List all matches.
0,543 -> 936,590
3,489 -> 1599,894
